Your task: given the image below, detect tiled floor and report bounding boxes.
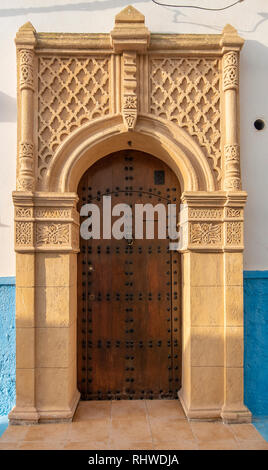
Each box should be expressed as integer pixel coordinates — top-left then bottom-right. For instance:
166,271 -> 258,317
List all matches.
0,400 -> 267,450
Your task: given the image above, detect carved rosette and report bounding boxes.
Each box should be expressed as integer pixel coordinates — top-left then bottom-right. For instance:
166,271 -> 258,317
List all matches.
224,144 -> 241,190
223,51 -> 238,91
122,52 -> 138,130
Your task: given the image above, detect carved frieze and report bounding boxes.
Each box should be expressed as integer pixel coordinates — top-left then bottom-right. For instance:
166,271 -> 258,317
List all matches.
188,208 -> 222,219
34,208 -> 72,219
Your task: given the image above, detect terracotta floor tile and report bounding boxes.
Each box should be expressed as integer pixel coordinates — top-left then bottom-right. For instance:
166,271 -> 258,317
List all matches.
238,440 -> 268,450
0,425 -> 28,442
0,442 -> 19,450
110,416 -> 152,443
146,400 -> 186,420
23,423 -> 69,442
18,441 -> 65,450
190,422 -> 236,443
109,441 -> 154,450
74,402 -> 111,421
230,423 -> 265,442
111,400 -> 147,419
63,441 -> 109,450
150,418 -> 195,444
154,440 -> 198,450
67,419 -> 110,442
78,400 -> 112,406
198,440 -> 240,450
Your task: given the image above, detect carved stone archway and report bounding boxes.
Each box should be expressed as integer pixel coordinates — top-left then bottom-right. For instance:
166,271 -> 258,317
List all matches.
10,6 -> 251,424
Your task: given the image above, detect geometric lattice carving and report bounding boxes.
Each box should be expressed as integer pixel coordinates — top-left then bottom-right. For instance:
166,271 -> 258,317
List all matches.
150,58 -> 221,181
38,56 -> 110,182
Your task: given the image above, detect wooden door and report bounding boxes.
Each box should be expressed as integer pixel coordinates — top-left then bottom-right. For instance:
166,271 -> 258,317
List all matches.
77,150 -> 181,400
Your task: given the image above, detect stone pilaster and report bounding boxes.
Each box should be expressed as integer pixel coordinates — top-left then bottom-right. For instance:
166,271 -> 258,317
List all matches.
15,23 -> 37,192
221,25 -> 244,191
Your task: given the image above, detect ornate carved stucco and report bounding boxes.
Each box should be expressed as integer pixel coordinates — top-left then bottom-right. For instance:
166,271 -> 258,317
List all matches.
11,6 -> 251,427
13,6 -> 245,196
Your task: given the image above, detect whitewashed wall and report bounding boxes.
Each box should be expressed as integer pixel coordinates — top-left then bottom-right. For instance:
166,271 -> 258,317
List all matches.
0,0 -> 267,275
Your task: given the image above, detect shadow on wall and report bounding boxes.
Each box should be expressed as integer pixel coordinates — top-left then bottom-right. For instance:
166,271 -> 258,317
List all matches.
0,0 -> 151,17
0,92 -> 17,123
171,11 -> 268,33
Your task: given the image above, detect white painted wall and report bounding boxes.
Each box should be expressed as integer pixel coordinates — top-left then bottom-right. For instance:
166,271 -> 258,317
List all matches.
0,0 -> 267,275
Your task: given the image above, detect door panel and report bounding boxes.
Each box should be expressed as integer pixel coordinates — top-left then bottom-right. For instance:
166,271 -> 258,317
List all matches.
77,150 -> 181,400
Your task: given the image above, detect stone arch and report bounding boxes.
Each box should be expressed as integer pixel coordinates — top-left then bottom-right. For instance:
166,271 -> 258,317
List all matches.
45,114 -> 216,194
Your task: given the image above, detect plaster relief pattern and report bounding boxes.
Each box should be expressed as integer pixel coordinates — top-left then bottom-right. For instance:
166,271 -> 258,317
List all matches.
15,208 -> 32,218
15,221 -> 33,245
150,58 -> 221,181
38,56 -> 110,182
189,208 -> 222,219
34,208 -> 71,218
226,221 -> 242,245
190,222 -> 222,245
226,208 -> 242,218
36,223 -> 70,246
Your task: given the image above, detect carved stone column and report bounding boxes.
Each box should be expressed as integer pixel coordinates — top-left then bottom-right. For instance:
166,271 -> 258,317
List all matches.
221,25 -> 244,191
15,23 -> 36,192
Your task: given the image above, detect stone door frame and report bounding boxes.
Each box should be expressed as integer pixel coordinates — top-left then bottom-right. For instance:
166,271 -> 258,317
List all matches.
10,6 -> 251,424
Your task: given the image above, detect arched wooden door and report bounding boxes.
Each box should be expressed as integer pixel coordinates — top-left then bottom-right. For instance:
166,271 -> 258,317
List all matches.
77,150 -> 181,400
